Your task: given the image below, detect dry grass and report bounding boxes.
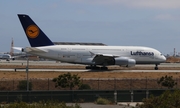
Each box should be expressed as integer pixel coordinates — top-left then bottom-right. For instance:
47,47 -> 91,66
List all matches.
0,71 -> 180,79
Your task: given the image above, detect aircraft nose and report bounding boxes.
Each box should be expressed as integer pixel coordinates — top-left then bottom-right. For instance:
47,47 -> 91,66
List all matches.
161,55 -> 166,62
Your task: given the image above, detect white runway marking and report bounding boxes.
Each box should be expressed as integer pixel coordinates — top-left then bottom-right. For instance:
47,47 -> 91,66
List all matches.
0,69 -> 89,72
0,68 -> 180,72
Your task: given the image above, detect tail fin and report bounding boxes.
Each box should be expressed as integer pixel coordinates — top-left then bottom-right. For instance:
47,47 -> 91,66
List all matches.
18,14 -> 54,47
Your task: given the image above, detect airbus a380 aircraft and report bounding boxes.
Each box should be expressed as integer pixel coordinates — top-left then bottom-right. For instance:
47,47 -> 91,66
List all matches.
16,14 -> 166,70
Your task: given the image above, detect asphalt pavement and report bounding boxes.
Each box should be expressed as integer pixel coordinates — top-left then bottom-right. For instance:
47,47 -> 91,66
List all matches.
67,103 -> 136,108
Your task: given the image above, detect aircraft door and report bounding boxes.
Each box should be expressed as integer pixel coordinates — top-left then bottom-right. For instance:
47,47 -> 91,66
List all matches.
76,53 -> 82,63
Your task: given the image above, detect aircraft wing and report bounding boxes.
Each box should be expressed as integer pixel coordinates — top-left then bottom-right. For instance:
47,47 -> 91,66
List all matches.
91,52 -> 120,65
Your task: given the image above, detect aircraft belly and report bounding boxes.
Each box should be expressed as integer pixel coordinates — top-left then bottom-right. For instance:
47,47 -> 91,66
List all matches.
134,56 -> 161,64
136,61 -> 161,64
28,52 -> 55,60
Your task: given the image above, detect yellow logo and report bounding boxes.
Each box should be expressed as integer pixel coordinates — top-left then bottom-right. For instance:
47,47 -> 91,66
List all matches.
26,25 -> 39,38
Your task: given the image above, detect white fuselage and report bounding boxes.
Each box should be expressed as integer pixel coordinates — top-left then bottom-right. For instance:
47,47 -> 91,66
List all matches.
26,45 -> 166,65
0,54 -> 11,60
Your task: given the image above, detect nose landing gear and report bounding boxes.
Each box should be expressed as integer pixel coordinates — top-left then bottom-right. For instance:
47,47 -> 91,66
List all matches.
154,64 -> 158,70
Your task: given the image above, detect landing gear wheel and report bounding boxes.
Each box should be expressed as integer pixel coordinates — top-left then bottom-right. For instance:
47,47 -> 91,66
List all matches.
154,64 -> 158,70
85,66 -> 91,69
154,67 -> 158,70
85,65 -> 108,70
92,66 -> 100,70
100,67 -> 108,70
85,65 -> 100,70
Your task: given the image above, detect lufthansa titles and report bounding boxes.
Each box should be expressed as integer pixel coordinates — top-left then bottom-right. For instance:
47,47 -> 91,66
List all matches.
130,51 -> 154,56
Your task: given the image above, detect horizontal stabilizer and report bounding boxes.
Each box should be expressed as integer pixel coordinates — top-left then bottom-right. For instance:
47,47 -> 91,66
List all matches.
13,47 -> 23,51
25,47 -> 47,53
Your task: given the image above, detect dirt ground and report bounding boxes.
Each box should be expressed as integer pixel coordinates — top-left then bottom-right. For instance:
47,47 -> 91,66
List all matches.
0,70 -> 180,79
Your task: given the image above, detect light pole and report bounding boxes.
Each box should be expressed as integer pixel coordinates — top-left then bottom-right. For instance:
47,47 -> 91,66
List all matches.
26,57 -> 29,91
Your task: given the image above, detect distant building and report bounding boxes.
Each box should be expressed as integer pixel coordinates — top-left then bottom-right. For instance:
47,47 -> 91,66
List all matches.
53,42 -> 106,46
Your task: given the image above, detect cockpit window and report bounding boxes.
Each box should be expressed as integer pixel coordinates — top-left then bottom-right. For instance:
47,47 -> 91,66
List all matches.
160,53 -> 165,56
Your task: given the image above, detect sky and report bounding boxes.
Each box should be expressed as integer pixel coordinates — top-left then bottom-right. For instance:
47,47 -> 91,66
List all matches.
1,0 -> 180,55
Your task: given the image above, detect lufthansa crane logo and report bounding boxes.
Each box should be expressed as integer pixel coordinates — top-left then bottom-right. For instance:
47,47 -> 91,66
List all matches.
26,25 -> 39,38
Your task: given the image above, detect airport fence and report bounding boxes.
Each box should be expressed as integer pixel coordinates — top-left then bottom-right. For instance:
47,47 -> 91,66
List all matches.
0,90 -> 168,103
0,78 -> 179,91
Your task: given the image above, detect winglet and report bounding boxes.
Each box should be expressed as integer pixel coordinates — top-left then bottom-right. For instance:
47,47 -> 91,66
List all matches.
18,14 -> 54,47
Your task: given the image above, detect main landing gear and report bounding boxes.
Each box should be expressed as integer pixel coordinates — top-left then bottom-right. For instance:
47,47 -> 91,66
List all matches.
154,64 -> 158,70
86,65 -> 108,70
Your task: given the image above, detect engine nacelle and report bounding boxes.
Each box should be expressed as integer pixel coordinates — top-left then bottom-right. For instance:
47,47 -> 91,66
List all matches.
114,57 -> 136,67
21,48 -> 25,52
21,48 -> 28,52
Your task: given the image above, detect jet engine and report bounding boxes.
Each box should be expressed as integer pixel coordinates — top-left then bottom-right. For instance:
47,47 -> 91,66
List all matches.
114,57 -> 136,67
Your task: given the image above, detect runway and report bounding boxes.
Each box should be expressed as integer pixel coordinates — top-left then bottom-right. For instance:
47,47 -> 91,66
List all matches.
0,60 -> 179,67
0,60 -> 79,66
0,60 -> 180,72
